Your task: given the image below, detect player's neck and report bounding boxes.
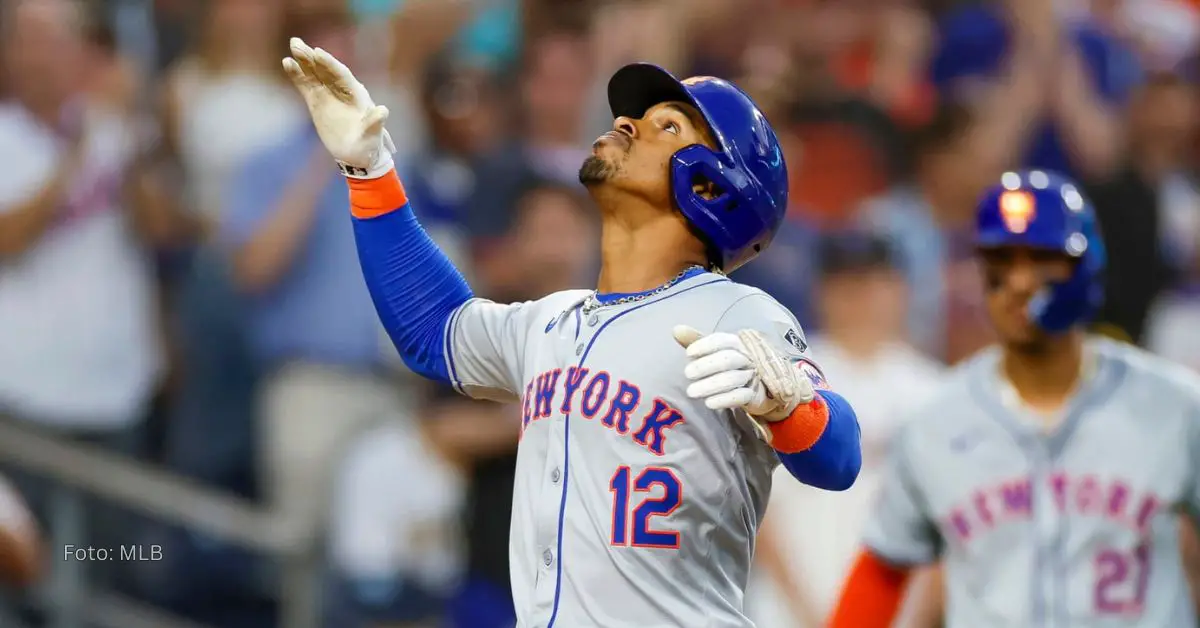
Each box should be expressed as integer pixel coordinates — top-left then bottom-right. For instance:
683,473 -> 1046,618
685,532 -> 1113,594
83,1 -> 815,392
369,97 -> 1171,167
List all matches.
594,204 -> 708,294
1001,331 -> 1087,413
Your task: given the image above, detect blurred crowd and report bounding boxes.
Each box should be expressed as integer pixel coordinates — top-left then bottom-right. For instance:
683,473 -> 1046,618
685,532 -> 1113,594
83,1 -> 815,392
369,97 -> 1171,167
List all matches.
1,0 -> 1199,626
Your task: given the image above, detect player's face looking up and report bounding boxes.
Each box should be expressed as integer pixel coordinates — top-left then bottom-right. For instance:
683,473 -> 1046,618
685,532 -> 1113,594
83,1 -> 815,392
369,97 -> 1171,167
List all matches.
979,246 -> 1076,346
579,101 -> 718,207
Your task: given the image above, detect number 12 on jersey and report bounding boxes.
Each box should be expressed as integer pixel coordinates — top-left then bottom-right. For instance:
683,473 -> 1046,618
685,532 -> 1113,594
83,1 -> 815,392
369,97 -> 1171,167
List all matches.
609,466 -> 682,549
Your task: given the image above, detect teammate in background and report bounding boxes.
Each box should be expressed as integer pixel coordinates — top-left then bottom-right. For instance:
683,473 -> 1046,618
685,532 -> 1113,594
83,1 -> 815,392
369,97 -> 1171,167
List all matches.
829,170 -> 1200,628
282,38 -> 861,627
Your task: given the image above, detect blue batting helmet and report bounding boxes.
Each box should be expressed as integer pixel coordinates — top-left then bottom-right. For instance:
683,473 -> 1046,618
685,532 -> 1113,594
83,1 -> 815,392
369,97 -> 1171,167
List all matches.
607,63 -> 788,272
974,170 -> 1106,333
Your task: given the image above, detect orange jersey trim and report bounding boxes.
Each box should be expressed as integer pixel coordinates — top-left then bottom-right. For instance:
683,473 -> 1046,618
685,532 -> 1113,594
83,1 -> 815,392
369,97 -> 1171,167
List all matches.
348,170 -> 408,219
828,550 -> 909,628
767,393 -> 830,454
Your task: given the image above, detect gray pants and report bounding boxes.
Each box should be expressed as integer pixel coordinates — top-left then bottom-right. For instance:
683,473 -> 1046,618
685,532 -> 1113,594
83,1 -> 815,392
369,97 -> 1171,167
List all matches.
258,362 -> 415,546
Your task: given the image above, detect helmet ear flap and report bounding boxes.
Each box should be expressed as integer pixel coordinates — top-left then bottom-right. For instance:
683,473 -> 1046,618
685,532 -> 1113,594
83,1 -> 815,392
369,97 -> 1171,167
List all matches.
1029,225 -> 1106,333
1030,263 -> 1095,333
671,145 -> 736,212
670,144 -> 769,271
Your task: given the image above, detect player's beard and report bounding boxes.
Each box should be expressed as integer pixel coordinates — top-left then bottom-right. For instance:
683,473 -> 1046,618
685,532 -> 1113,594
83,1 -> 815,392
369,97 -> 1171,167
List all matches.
578,155 -> 618,186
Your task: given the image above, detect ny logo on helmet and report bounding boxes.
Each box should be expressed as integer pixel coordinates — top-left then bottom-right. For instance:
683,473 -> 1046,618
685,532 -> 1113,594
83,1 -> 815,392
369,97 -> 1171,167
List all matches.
999,190 -> 1036,234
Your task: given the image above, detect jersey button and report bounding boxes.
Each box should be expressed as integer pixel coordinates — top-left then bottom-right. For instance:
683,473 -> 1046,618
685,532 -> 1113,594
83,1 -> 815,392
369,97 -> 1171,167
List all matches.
551,468 -> 561,483
587,313 -> 599,326
575,343 -> 584,356
543,548 -> 554,566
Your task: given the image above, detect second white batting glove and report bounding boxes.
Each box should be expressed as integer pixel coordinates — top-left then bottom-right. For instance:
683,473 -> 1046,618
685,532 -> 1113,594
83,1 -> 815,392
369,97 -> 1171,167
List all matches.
673,325 -> 815,435
282,37 -> 397,179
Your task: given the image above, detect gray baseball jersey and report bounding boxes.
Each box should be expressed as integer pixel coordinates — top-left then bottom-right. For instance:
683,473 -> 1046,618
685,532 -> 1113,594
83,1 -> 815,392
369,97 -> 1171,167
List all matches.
864,337 -> 1200,628
445,271 -> 818,627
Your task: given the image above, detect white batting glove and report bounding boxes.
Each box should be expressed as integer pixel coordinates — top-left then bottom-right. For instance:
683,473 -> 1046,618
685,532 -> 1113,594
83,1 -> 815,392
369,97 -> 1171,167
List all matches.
673,325 -> 815,440
282,37 -> 397,179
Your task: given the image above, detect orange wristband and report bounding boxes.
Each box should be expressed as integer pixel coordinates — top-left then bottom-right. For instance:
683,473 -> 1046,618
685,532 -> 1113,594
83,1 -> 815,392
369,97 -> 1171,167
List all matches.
348,169 -> 408,219
767,393 -> 830,454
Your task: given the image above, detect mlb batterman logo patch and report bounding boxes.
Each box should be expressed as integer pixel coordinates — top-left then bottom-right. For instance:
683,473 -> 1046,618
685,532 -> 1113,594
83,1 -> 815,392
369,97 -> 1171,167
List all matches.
784,328 -> 807,353
999,190 -> 1036,234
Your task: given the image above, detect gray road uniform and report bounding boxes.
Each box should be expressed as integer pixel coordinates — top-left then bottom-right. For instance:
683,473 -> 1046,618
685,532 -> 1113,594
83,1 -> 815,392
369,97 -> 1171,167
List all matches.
446,272 -> 821,628
864,337 -> 1200,627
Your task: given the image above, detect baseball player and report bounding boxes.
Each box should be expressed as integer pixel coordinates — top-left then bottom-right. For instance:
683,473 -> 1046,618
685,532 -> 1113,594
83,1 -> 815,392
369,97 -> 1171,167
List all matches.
282,38 -> 862,627
829,170 -> 1200,628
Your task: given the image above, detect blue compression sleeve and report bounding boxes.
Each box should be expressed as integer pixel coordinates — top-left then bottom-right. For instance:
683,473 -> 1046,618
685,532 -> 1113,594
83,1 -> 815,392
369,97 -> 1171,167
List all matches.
777,390 -> 862,491
350,179 -> 472,382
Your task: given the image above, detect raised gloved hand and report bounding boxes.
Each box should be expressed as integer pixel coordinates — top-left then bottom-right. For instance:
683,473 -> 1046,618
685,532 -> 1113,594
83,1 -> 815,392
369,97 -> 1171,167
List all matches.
673,325 -> 815,441
282,37 -> 396,179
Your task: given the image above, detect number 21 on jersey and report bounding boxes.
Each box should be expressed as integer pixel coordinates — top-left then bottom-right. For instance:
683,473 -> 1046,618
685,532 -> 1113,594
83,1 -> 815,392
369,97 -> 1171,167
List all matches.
609,466 -> 682,549
1094,542 -> 1150,614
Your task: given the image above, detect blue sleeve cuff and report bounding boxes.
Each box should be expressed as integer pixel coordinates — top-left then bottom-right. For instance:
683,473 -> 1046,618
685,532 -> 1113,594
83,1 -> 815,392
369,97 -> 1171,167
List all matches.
776,390 -> 862,491
441,298 -> 470,393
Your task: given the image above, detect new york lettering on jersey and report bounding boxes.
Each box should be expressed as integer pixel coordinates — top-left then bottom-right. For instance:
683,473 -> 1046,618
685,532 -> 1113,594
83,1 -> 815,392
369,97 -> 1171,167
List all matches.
864,339 -> 1200,628
446,272 -> 810,627
519,366 -> 685,456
